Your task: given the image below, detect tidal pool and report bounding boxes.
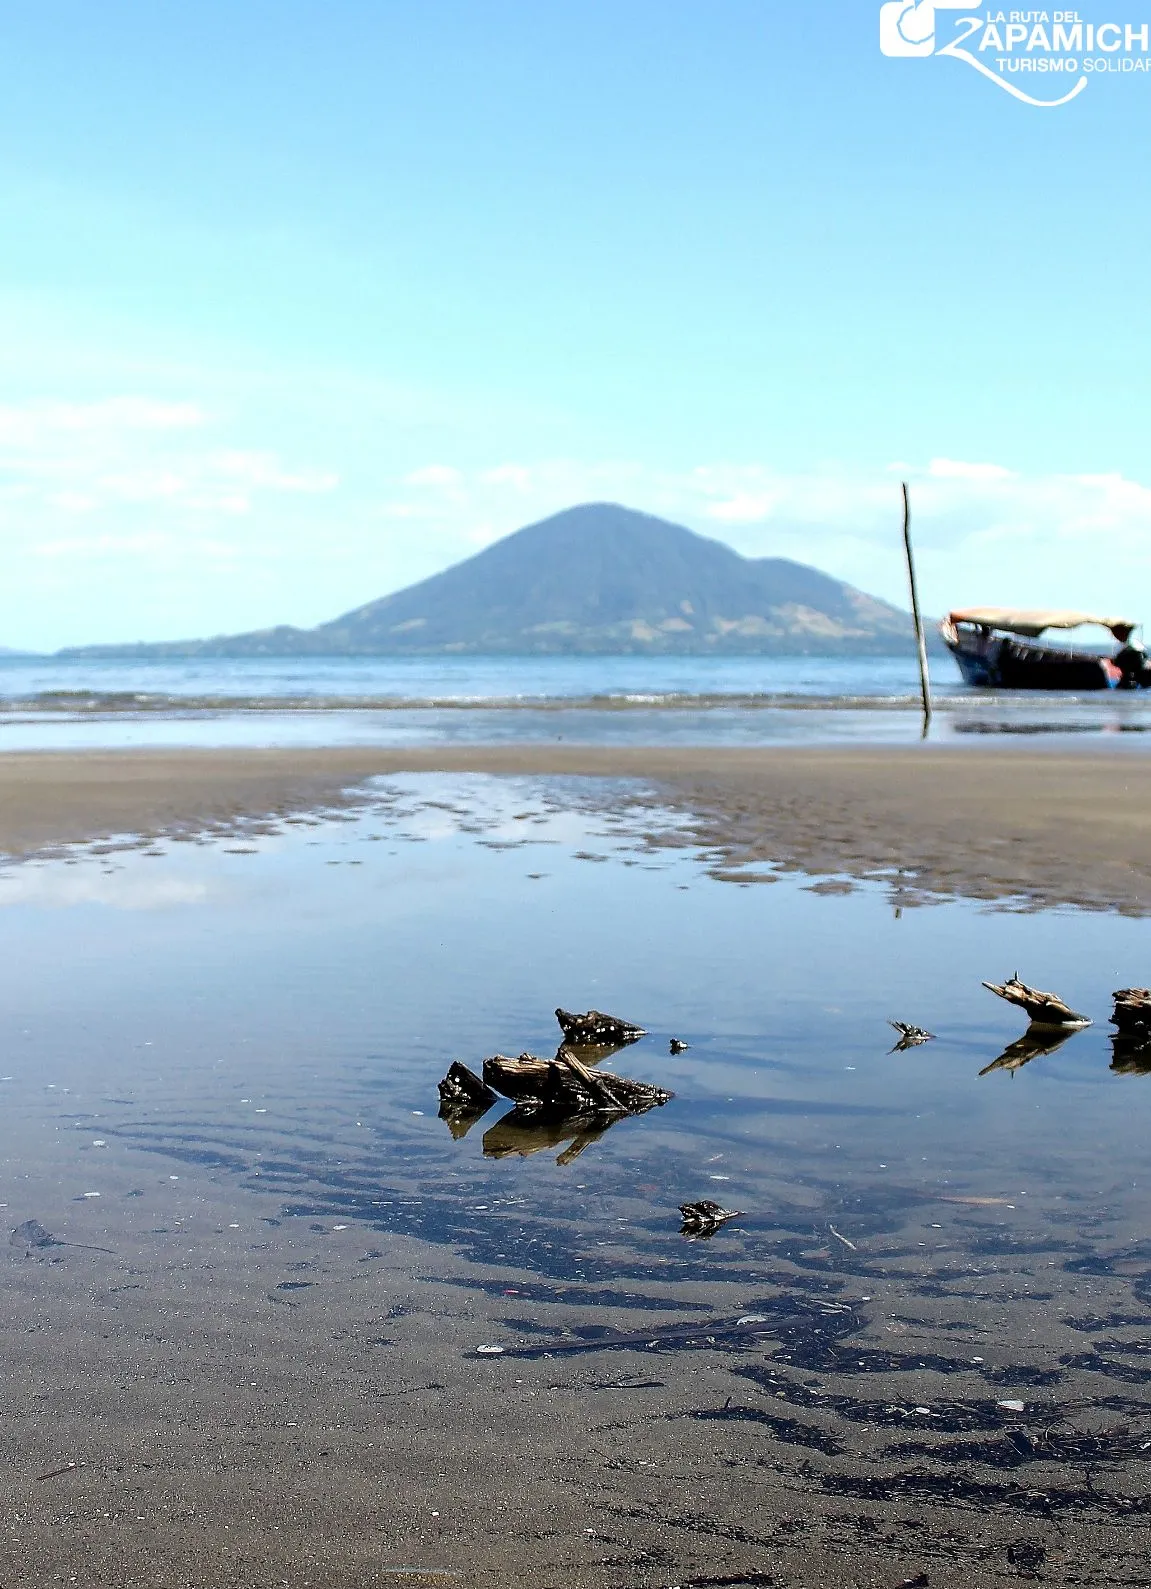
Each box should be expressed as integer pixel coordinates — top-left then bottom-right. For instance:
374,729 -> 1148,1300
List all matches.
0,774 -> 1148,1588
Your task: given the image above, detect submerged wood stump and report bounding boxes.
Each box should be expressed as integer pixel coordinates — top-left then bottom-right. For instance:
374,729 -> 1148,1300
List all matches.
982,974 -> 1090,1029
1112,987 -> 1151,1035
438,1061 -> 498,1112
555,1008 -> 646,1048
437,1061 -> 498,1139
483,1047 -> 672,1117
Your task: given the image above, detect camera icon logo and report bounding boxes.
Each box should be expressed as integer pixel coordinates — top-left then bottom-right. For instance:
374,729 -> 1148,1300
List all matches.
879,0 -> 971,57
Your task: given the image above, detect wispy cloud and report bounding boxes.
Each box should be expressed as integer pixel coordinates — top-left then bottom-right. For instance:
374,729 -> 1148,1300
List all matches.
0,396 -> 340,552
379,456 -> 1151,615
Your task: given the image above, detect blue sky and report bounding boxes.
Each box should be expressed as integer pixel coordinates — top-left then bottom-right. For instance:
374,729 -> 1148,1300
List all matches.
3,0 -> 1150,648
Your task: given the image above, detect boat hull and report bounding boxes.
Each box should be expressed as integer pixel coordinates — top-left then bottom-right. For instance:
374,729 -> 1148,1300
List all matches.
944,632 -> 1122,691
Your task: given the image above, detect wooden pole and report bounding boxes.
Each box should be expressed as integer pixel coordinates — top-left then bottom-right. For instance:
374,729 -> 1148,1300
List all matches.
901,481 -> 932,730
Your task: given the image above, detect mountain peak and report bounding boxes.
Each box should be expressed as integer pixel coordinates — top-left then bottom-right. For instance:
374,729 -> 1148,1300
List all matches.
58,502 -> 916,658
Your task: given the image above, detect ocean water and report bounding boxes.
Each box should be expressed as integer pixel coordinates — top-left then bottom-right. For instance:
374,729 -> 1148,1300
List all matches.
1,774 -> 1149,1585
3,652 -> 1150,749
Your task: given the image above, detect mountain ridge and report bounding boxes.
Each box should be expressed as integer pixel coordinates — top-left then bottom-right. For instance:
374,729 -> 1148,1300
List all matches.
59,502 -> 924,657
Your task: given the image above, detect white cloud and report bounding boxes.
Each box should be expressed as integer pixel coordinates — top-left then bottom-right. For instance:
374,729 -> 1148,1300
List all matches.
0,397 -> 204,446
404,463 -> 462,487
371,455 -> 1151,618
481,463 -> 533,491
0,396 -> 338,565
926,458 -> 1014,482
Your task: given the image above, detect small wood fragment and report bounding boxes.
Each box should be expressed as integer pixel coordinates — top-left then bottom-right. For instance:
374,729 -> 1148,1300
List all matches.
888,1021 -> 935,1051
678,1200 -> 743,1240
437,1061 -> 497,1112
35,1462 -> 78,1482
436,1062 -> 498,1138
982,974 -> 1090,1029
555,1007 -> 646,1048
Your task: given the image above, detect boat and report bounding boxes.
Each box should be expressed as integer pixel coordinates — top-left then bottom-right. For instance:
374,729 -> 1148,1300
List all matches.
939,608 -> 1149,690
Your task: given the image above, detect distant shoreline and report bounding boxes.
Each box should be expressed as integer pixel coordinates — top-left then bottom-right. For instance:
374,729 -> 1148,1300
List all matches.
0,742 -> 1147,915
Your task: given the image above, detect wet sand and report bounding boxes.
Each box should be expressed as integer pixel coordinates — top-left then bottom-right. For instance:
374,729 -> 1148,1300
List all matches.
0,742 -> 1149,910
2,759 -> 1151,1586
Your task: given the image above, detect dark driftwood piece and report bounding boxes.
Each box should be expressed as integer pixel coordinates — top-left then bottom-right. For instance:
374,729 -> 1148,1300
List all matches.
437,1061 -> 498,1139
982,974 -> 1090,1029
555,1008 -> 646,1048
438,1061 -> 497,1112
888,1021 -> 935,1052
1112,987 -> 1151,1035
482,1107 -> 615,1165
678,1200 -> 744,1239
483,1048 -> 672,1117
979,1028 -> 1078,1076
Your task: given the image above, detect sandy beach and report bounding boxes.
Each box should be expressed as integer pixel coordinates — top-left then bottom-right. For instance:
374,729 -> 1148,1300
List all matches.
1,742 -> 1148,911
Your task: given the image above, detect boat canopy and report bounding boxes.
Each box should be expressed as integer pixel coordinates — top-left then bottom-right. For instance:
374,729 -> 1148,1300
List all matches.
947,608 -> 1138,641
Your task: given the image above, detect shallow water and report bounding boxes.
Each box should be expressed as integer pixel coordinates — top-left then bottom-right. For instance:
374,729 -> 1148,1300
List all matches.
4,652 -> 1151,750
2,776 -> 1150,1585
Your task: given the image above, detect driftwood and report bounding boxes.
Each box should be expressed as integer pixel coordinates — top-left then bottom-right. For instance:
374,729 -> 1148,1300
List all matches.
888,1021 -> 935,1052
437,1062 -> 498,1139
678,1201 -> 743,1239
555,1008 -> 646,1048
482,1108 -> 616,1165
982,974 -> 1090,1029
483,1047 -> 672,1117
1112,987 -> 1151,1035
978,1028 -> 1078,1076
438,1061 -> 497,1112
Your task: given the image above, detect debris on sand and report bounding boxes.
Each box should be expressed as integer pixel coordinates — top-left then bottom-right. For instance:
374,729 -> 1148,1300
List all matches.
10,1219 -> 59,1252
554,1008 -> 646,1048
483,1048 -> 672,1118
888,1021 -> 935,1051
982,974 -> 1090,1029
678,1200 -> 744,1239
9,1219 -> 113,1256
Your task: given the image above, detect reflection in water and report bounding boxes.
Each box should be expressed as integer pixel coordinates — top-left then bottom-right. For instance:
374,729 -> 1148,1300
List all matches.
978,1025 -> 1082,1075
481,1107 -> 616,1165
1110,1036 -> 1151,1075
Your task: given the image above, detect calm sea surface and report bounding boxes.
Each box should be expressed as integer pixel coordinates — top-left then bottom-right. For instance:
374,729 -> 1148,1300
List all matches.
3,653 -> 1151,748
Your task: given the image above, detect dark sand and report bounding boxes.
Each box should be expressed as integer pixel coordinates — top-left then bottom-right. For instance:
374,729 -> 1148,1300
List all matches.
1,742 -> 1149,910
